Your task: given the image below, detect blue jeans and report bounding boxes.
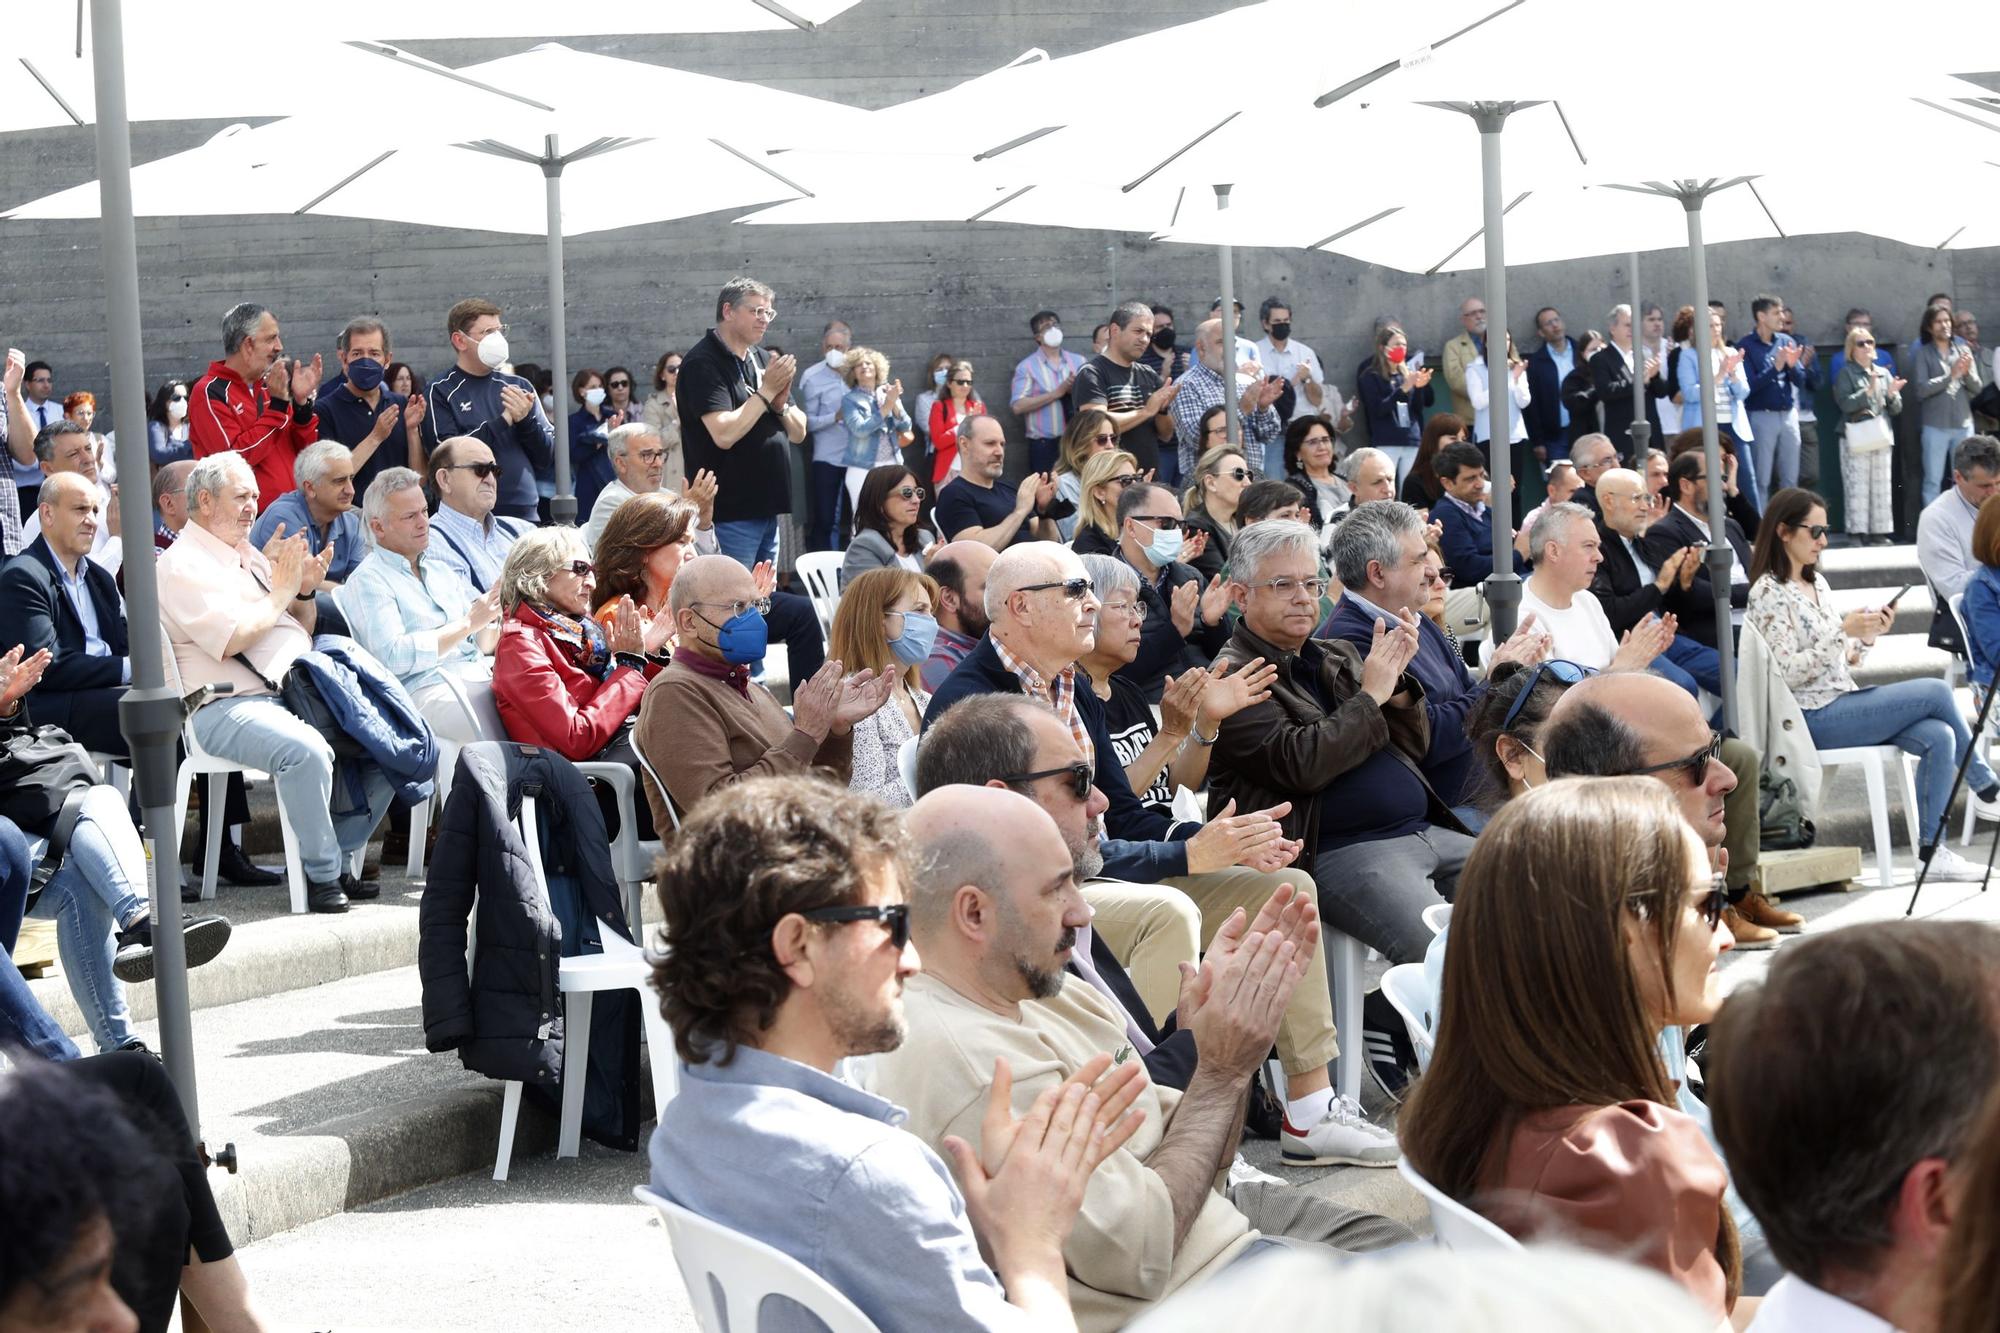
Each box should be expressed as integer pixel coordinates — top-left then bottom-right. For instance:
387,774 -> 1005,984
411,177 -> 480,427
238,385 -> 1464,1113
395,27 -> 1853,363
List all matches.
1922,424 -> 1971,507
191,695 -> 394,883
808,461 -> 848,552
1655,634 -> 1722,698
1801,678 -> 1998,847
714,517 -> 778,569
0,814 -> 80,1060
27,788 -> 147,1053
1723,421 -> 1761,513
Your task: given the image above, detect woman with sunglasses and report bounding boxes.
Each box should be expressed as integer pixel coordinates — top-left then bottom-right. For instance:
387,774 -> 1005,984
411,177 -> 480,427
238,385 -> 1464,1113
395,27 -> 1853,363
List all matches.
927,358 -> 985,485
642,350 -> 685,490
1052,408 -> 1118,541
146,378 -> 191,466
841,464 -> 935,587
1748,487 -> 2000,880
1283,415 -> 1348,537
1182,446 -> 1252,584
1400,777 -> 1741,1324
828,568 -> 939,807
1833,325 -> 1904,545
492,527 -> 671,841
1069,449 -> 1141,557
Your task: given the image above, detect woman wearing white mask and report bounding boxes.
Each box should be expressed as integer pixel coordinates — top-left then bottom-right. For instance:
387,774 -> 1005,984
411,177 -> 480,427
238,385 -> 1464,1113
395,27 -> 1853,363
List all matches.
567,368 -> 621,519
910,351 -> 953,462
829,567 -> 937,806
146,378 -> 191,466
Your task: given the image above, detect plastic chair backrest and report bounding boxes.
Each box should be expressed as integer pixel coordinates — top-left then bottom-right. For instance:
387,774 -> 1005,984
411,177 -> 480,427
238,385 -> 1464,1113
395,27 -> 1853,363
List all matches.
896,736 -> 919,801
633,742 -> 683,833
633,1186 -> 880,1333
795,551 -> 845,632
1396,1158 -> 1522,1252
1378,963 -> 1436,1071
1420,903 -> 1451,936
1950,591 -> 1976,665
441,670 -> 509,743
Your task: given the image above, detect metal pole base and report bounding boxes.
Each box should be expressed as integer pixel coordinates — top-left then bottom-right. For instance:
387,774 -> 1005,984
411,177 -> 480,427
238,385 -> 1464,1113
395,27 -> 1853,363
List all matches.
549,495 -> 578,525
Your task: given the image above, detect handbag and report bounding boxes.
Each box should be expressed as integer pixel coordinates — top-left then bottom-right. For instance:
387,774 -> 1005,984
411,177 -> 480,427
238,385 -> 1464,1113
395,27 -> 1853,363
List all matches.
0,721 -> 102,836
1845,413 -> 1894,455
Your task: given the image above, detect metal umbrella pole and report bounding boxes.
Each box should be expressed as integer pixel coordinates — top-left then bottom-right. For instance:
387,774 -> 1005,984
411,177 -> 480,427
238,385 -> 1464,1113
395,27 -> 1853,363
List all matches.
1627,251 -> 1650,465
1215,184 -> 1242,452
90,0 -> 202,1129
544,136 -> 572,524
1682,187 -> 1738,732
1472,104 -> 1521,642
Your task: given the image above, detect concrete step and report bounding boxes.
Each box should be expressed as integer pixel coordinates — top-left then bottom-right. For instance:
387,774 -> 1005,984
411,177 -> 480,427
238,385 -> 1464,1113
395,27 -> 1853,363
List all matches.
1818,543 -> 1924,591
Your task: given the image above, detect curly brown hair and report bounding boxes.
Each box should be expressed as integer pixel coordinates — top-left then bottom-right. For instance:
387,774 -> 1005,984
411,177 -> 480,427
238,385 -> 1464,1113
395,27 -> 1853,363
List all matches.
651,776 -> 911,1066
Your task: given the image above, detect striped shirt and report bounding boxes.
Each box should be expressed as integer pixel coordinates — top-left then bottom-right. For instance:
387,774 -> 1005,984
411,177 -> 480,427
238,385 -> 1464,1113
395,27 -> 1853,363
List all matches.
1010,348 -> 1086,441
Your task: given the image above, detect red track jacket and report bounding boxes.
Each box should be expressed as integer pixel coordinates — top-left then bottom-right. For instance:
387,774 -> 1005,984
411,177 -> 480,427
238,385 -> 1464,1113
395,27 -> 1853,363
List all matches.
190,360 -> 319,513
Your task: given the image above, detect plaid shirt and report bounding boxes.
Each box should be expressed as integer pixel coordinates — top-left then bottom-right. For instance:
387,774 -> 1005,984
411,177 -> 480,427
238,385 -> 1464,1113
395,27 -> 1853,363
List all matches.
993,636 -> 1093,770
1168,358 -> 1282,478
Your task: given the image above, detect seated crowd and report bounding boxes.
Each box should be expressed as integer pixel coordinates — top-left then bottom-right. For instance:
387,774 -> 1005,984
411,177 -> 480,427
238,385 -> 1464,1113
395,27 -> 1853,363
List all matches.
16,281 -> 2000,1332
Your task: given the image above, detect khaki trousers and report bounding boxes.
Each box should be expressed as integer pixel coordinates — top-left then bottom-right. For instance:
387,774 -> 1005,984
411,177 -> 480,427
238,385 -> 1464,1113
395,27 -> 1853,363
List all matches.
1080,880 -> 1202,1028
1167,867 -> 1341,1077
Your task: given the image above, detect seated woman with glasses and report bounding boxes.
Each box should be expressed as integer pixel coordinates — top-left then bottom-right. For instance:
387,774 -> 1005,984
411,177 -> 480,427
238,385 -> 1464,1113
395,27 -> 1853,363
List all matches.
492,527 -> 671,840
1076,555 -> 1275,822
828,568 -> 938,807
1068,449 -> 1142,557
1284,415 -> 1349,538
1182,444 -> 1254,584
1747,487 -> 2000,880
840,464 -> 935,588
1052,408 -> 1120,541
1399,776 -> 1742,1326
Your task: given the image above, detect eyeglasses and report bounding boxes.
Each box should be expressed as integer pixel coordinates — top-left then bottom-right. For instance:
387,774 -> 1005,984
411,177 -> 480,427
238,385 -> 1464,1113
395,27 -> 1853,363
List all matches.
636,449 -> 666,464
1628,729 -> 1724,786
1423,566 -> 1454,588
1500,659 -> 1595,731
664,363 -> 683,374
694,596 -> 774,618
462,323 -> 508,340
1099,599 -> 1149,623
1131,515 -> 1181,530
1205,424 -> 1229,438
1246,575 -> 1329,599
563,560 -> 595,578
800,902 -> 910,951
744,307 -> 778,321
1000,761 -> 1094,801
443,461 -> 501,479
1017,577 -> 1095,602
893,485 -> 926,500
1092,432 -> 1116,445
607,379 -> 631,389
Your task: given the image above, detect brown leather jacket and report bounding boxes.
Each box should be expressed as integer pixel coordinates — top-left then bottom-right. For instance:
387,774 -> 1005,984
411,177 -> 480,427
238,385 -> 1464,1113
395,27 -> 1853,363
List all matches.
1209,622 -> 1432,853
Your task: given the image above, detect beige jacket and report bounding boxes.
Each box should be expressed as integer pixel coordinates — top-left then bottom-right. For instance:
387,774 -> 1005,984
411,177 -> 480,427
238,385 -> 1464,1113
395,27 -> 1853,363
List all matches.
864,974 -> 1254,1332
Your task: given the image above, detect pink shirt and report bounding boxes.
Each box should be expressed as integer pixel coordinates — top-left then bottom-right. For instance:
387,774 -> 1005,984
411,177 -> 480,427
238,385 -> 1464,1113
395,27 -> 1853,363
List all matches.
157,519 -> 309,697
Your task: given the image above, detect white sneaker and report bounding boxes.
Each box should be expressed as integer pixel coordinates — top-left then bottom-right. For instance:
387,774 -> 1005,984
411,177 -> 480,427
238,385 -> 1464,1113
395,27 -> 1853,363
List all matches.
1972,790 -> 2000,823
1928,846 -> 1990,883
1227,1155 -> 1285,1190
1280,1095 -> 1398,1167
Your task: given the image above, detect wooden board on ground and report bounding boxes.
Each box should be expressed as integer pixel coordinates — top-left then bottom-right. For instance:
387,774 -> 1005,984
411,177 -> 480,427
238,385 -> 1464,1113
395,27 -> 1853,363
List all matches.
11,917 -> 57,979
1757,845 -> 1866,897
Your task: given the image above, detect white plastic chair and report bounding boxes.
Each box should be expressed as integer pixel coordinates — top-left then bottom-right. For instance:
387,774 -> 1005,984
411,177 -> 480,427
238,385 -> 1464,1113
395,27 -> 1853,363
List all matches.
162,650 -> 311,913
795,551 -> 845,636
632,1186 -> 880,1333
1817,745 -> 1922,890
1420,903 -> 1451,936
1396,1157 -> 1522,1252
1948,591 -> 1994,845
1378,963 -> 1436,1072
1321,925 -> 1370,1103
896,735 -> 919,802
493,797 -> 679,1181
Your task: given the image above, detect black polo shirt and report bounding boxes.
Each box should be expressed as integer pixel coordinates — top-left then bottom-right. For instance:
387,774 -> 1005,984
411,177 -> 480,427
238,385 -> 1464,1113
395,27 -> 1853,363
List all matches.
676,328 -> 791,524
313,378 -> 411,499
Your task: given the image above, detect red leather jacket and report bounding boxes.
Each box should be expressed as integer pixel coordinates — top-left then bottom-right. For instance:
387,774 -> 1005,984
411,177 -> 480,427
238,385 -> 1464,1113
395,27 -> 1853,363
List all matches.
492,602 -> 658,761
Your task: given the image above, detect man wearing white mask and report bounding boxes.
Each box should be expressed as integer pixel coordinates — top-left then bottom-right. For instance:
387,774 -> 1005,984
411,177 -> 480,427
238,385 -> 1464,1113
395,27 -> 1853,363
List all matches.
1011,309 -> 1087,475
797,318 -> 853,551
423,297 -> 554,521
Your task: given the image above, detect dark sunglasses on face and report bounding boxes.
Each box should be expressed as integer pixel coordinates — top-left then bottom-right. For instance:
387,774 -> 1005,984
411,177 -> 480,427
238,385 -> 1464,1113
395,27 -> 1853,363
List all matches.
1221,468 -> 1253,482
1001,761 -> 1094,801
893,485 -> 925,500
800,902 -> 910,950
1109,473 -> 1142,488
444,461 -> 501,479
564,560 -> 595,578
1018,577 -> 1095,601
1500,659 -> 1595,731
1131,515 -> 1182,530
1798,524 -> 1830,540
1093,432 -> 1117,445
950,378 -> 974,386
1628,729 -> 1724,786
608,379 -> 631,389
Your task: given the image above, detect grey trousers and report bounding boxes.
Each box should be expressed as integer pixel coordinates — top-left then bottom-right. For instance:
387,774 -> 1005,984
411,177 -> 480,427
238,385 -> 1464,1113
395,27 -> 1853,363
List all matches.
1311,826 -> 1477,965
1227,1180 -> 1419,1255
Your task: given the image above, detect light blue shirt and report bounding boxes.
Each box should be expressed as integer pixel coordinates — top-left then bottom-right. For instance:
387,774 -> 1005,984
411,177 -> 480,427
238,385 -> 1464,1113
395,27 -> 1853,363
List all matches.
650,1043 -> 1026,1333
799,360 -> 851,468
427,504 -> 531,594
248,490 -> 365,583
1549,340 -> 1575,428
53,552 -> 128,684
343,546 -> 484,696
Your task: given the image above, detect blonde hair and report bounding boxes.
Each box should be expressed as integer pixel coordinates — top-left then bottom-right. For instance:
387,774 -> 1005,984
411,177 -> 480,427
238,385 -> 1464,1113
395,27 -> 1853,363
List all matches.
1076,449 -> 1140,543
1184,444 -> 1247,516
1057,407 -> 1116,478
497,526 -> 590,614
840,346 -> 891,389
1843,325 -> 1877,364
829,567 -> 939,692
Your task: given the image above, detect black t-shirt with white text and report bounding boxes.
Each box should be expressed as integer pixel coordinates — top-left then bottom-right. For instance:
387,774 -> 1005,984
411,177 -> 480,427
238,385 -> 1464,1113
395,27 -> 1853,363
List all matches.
1074,355 -> 1164,474
1100,673 -> 1173,818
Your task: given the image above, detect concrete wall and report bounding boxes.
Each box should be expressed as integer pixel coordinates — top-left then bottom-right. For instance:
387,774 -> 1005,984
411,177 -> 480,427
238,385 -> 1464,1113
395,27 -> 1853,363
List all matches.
3,0 -> 1996,455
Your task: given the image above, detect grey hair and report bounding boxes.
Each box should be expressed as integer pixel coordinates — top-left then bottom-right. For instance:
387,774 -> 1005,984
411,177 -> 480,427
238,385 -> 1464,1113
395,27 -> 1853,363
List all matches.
361,467 -> 426,536
152,459 -> 194,508
1337,446 -> 1389,484
1608,302 -> 1632,328
337,316 -> 389,355
1229,519 -> 1320,585
293,440 -> 351,489
914,694 -> 1047,796
186,452 -> 254,511
221,302 -> 270,355
1572,433 -> 1618,469
1526,501 -> 1595,562
32,418 -> 85,462
1330,500 -> 1425,588
606,421 -> 659,463
1954,434 -> 2000,478
1078,554 -> 1138,611
716,276 -> 775,323
1646,448 -> 1667,466
496,526 -> 589,614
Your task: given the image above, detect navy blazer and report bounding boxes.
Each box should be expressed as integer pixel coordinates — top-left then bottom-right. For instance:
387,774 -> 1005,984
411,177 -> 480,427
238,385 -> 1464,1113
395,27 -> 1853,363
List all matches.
1638,503 -> 1752,652
1524,338 -> 1585,452
0,537 -> 128,706
923,634 -> 1195,881
1077,931 -> 1198,1092
1434,497 -> 1528,587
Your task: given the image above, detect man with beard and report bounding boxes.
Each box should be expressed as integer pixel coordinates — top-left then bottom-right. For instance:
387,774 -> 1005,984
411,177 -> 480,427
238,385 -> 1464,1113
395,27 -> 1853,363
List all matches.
879,780 -> 1410,1332
648,776 -> 1143,1333
921,541 -> 997,692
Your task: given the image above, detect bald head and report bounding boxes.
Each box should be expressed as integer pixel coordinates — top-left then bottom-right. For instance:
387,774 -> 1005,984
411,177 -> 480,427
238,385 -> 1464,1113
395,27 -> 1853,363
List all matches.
926,540 -> 998,637
905,785 -> 1023,935
39,469 -> 97,509
1544,671 -> 1733,845
1595,466 -> 1651,538
667,553 -> 754,618
985,542 -> 1072,622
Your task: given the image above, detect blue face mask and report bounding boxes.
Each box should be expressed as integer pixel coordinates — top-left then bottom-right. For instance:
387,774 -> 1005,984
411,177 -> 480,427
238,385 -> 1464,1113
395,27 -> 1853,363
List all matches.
705,607 -> 768,664
346,357 -> 385,392
888,611 -> 939,666
1142,525 -> 1184,567
933,367 -> 949,388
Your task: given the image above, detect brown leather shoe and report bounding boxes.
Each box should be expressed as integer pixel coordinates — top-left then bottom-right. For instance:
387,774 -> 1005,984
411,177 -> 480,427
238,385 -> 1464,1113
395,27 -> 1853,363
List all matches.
1736,892 -> 1804,933
1724,906 -> 1779,950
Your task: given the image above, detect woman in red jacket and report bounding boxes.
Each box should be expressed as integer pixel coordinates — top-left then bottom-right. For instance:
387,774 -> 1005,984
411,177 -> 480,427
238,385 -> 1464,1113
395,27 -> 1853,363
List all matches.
491,526 -> 671,838
926,358 -> 986,485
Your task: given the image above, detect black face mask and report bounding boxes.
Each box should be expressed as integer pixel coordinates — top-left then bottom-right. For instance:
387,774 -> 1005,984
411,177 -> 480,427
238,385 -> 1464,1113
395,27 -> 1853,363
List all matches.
1152,327 -> 1177,352
1269,321 -> 1292,341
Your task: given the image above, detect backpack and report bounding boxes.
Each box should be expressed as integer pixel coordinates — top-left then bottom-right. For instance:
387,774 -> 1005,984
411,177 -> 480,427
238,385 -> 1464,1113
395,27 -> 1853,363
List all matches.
1759,769 -> 1816,850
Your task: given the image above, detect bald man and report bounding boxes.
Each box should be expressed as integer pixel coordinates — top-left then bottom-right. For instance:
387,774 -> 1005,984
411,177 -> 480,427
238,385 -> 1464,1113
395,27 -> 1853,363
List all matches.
0,472 -> 129,754
636,554 -> 890,827
1589,467 -> 1721,696
921,540 -> 997,691
879,784 -> 1408,1331
1542,672 -> 1794,947
152,458 -> 196,548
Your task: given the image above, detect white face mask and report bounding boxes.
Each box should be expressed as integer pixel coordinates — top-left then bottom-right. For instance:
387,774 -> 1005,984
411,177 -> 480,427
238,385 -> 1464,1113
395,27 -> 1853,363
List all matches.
825,347 -> 847,370
473,329 -> 508,370
540,391 -> 556,414
167,397 -> 187,422
1041,326 -> 1064,349
584,386 -> 607,408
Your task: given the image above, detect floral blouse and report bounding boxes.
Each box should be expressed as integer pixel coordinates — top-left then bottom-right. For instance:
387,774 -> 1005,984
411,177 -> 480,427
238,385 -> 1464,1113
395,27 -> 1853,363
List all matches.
848,685 -> 929,808
1746,572 -> 1866,711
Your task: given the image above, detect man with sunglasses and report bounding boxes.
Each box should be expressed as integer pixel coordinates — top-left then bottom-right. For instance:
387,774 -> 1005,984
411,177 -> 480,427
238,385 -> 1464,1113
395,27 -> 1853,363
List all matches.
1110,482 -> 1230,703
651,776 -> 1139,1333
1542,671 -> 1796,948
425,436 -> 535,595
1011,310 -> 1087,476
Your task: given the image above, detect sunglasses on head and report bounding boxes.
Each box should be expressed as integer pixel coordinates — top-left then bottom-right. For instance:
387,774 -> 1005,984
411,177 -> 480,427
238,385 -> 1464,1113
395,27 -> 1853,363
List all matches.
444,461 -> 501,479
800,902 -> 910,950
1500,659 -> 1595,731
1018,577 -> 1094,601
1001,761 -> 1094,801
1629,729 -> 1724,786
